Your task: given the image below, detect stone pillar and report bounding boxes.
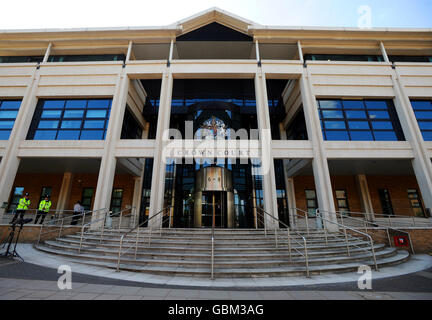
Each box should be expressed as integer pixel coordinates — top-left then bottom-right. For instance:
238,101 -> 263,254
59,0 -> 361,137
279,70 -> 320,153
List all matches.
148,68 -> 173,228
286,177 -> 296,226
131,176 -> 143,227
355,174 -> 374,221
299,68 -> 338,232
0,66 -> 40,220
390,68 -> 432,213
91,70 -> 129,227
56,172 -> 74,212
254,70 -> 279,229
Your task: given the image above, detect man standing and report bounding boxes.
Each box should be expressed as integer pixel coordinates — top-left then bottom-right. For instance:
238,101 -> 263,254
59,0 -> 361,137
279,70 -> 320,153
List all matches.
11,192 -> 30,224
71,200 -> 84,225
34,195 -> 52,224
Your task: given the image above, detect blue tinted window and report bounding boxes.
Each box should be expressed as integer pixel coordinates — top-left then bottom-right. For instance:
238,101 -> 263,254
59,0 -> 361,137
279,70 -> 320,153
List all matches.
0,110 -> 18,118
64,110 -> 84,118
348,121 -> 369,129
0,131 -> 11,139
0,121 -> 14,129
325,131 -> 349,140
38,120 -> 59,129
319,100 -> 342,109
372,121 -> 393,130
421,131 -> 432,141
84,120 -> 105,129
368,111 -> 389,119
365,101 -> 388,109
350,131 -> 373,141
65,100 -> 87,109
86,110 -> 107,118
87,100 -> 110,108
373,131 -> 397,141
34,130 -> 57,140
80,130 -> 104,140
43,100 -> 65,109
346,111 -> 367,119
411,101 -> 431,110
414,111 -> 432,120
322,110 -> 344,119
342,100 -> 364,109
41,110 -> 62,118
324,121 -> 346,129
0,101 -> 21,109
60,120 -> 82,129
418,122 -> 432,130
57,130 -> 80,140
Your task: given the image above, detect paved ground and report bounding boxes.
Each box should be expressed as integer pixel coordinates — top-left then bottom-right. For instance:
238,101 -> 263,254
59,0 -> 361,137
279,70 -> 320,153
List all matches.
0,256 -> 432,300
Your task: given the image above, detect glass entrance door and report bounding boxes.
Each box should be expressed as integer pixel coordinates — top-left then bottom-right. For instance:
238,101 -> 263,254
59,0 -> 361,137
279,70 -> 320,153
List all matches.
202,191 -> 227,228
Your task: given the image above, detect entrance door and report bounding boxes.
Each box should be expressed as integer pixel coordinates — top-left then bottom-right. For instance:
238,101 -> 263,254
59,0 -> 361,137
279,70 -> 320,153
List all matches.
202,191 -> 227,228
378,189 -> 394,216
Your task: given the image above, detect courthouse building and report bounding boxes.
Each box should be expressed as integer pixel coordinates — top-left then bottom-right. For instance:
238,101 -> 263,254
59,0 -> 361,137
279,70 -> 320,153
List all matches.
0,8 -> 431,230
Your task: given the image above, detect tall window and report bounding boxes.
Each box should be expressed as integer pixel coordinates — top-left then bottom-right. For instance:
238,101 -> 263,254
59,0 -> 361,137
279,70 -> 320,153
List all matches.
335,190 -> 350,214
0,100 -> 21,140
39,187 -> 52,204
411,100 -> 432,141
27,99 -> 112,140
8,186 -> 24,213
407,189 -> 425,217
305,189 -> 318,217
81,188 -> 94,211
318,99 -> 404,141
378,189 -> 394,216
110,189 -> 123,213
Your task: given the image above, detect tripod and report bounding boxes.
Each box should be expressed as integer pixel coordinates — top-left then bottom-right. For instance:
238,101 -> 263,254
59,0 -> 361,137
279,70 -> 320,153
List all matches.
1,219 -> 25,262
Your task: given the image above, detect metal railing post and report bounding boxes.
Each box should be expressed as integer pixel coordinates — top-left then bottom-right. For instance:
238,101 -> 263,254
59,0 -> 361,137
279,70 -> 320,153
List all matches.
287,228 -> 292,261
304,237 -> 310,278
116,235 -> 124,272
275,227 -> 278,248
58,218 -> 64,237
169,207 -> 172,229
135,227 -> 140,260
118,211 -> 123,230
305,212 -> 309,236
344,225 -> 350,256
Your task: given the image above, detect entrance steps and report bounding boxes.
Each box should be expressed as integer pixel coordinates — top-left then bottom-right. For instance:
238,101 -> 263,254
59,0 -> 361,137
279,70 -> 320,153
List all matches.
35,228 -> 410,278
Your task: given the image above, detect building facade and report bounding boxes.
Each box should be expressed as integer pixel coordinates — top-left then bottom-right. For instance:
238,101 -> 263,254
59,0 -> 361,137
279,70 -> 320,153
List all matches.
0,8 -> 431,231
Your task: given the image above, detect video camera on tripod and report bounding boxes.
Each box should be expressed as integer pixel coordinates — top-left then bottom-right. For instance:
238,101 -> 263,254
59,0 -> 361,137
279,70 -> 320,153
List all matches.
1,216 -> 32,261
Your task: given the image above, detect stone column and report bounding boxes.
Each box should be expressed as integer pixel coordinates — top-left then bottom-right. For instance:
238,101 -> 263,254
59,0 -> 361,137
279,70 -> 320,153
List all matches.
299,67 -> 338,232
131,176 -> 143,227
286,177 -> 297,226
254,70 -> 279,229
355,174 -> 374,221
91,70 -> 129,227
148,68 -> 173,228
0,66 -> 40,220
56,172 -> 74,212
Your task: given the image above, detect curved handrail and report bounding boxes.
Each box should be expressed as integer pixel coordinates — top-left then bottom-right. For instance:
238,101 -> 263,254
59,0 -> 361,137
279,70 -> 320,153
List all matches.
255,206 -> 310,278
316,209 -> 378,271
116,206 -> 172,272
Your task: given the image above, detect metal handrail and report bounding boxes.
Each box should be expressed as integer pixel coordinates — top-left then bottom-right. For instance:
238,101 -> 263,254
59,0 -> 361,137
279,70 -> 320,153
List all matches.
255,207 -> 309,278
290,207 -> 311,235
77,208 -> 110,253
331,211 -> 415,254
115,206 -> 171,272
316,209 -> 378,271
210,209 -> 215,280
3,209 -> 77,225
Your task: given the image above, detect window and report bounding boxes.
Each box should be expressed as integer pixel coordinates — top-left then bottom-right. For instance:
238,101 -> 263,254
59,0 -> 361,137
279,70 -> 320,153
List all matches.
27,99 -> 112,140
304,54 -> 383,62
335,190 -> 349,214
407,189 -> 425,217
48,54 -> 125,63
318,99 -> 404,141
39,187 -> 52,205
411,100 -> 432,141
121,107 -> 143,139
378,189 -> 394,216
305,189 -> 318,217
110,189 -> 123,214
81,188 -> 94,211
8,186 -> 24,213
389,55 -> 432,63
0,56 -> 43,63
0,100 -> 21,140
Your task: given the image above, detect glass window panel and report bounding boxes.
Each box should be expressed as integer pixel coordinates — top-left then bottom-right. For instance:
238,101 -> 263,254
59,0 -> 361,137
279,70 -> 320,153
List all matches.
43,100 -> 65,109
418,122 -> 432,130
34,130 -> 57,140
345,111 -> 367,119
84,120 -> 105,129
307,200 -> 316,207
65,100 -> 87,109
365,101 -> 388,109
368,111 -> 390,119
337,199 -> 347,207
83,188 -> 94,197
0,130 -> 11,140
80,130 -> 104,140
41,110 -> 62,118
372,121 -> 393,130
415,111 -> 432,120
0,110 -> 18,119
60,120 -> 82,129
324,121 -> 346,129
63,110 -> 84,118
350,131 -> 373,141
348,121 -> 369,129
86,110 -> 107,118
325,130 -> 349,141
411,101 -> 431,110
319,100 -> 342,109
373,131 -> 397,141
322,110 -> 344,119
87,100 -> 110,109
421,131 -> 432,141
0,121 -> 14,129
335,190 -> 346,198
0,100 -> 21,109
305,190 -> 316,198
342,100 -> 364,109
56,130 -> 80,140
38,120 -> 59,129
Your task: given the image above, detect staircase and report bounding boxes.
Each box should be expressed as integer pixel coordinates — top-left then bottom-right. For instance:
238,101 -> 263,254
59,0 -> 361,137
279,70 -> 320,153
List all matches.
34,228 -> 410,278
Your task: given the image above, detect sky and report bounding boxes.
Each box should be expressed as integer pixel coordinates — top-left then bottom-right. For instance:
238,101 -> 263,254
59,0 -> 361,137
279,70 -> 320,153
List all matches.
0,0 -> 431,30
